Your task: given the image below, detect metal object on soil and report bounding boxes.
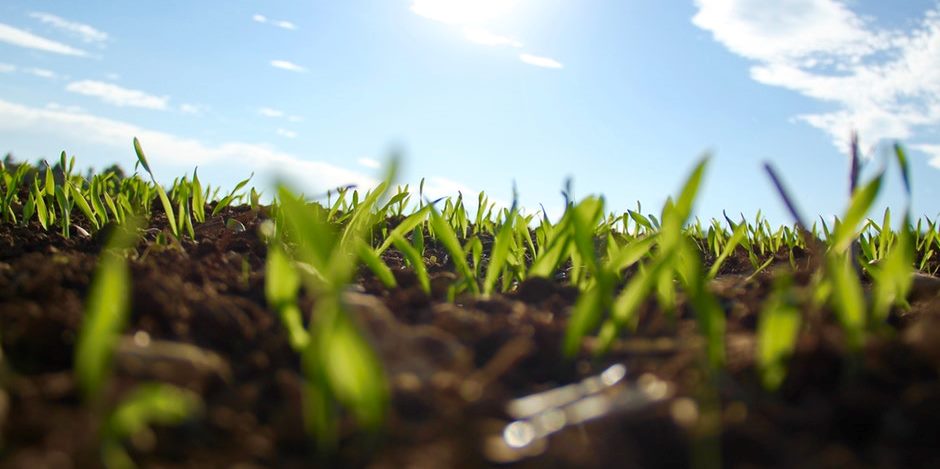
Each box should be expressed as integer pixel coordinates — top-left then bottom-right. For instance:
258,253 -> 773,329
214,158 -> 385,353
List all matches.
484,364 -> 675,463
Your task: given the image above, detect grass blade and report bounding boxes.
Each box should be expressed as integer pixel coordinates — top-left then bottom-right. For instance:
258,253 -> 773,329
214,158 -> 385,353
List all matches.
429,205 -> 479,294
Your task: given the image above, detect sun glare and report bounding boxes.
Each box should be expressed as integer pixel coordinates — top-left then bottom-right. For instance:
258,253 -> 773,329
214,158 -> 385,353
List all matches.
411,0 -> 516,25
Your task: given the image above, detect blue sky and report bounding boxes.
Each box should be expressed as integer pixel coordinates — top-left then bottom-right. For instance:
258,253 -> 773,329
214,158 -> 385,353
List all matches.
1,0 -> 939,225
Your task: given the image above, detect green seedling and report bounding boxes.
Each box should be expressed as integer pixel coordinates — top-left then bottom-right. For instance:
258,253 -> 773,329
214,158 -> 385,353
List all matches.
211,173 -> 253,217
390,233 -> 431,294
429,202 -> 480,295
757,275 -> 802,390
75,219 -> 140,401
265,243 -> 310,350
133,138 -> 178,238
102,384 -> 202,469
482,209 -> 516,297
75,217 -> 201,468
269,159 -> 396,452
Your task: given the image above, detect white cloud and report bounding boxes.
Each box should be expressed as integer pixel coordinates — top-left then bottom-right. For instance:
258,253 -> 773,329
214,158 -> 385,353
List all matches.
519,53 -> 563,69
179,103 -> 201,114
26,68 -> 56,79
270,60 -> 307,73
258,107 -> 285,118
357,157 -> 381,169
692,1 -> 940,159
463,27 -> 522,48
29,12 -> 108,44
276,128 -> 297,139
912,144 -> 940,169
259,107 -> 303,122
66,80 -> 169,110
274,20 -> 297,31
0,98 -> 376,192
253,14 -> 297,30
0,23 -> 88,56
422,176 -> 474,199
0,63 -> 16,73
45,102 -> 83,113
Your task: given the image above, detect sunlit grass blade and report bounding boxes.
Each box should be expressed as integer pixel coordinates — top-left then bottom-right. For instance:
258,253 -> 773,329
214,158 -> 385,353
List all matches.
758,275 -> 802,390
871,218 -> 914,323
832,173 -> 883,254
192,167 -> 205,223
318,309 -> 387,430
103,383 -> 202,469
597,260 -> 666,352
211,173 -> 254,217
276,186 -> 337,280
570,197 -> 604,275
707,222 -> 747,279
673,156 -> 709,226
391,234 -> 431,294
827,253 -> 866,349
606,235 -> 655,273
54,185 -> 71,238
482,214 -> 515,296
69,182 -> 100,230
265,243 -> 309,350
75,219 -> 139,402
133,138 -> 178,238
676,238 -> 726,368
429,204 -> 479,294
376,205 -> 431,255
357,239 -> 397,288
528,215 -> 572,279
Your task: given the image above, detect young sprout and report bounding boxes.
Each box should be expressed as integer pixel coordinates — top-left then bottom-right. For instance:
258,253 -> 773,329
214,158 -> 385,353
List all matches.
211,173 -> 254,217
133,138 -> 179,239
390,233 -> 431,294
75,217 -> 201,467
429,203 -> 480,295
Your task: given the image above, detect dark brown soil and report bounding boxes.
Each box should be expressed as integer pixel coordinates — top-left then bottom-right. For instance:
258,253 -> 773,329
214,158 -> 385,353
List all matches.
2,206 -> 940,468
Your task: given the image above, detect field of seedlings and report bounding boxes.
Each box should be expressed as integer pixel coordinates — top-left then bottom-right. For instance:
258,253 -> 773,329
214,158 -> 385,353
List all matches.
2,138 -> 940,468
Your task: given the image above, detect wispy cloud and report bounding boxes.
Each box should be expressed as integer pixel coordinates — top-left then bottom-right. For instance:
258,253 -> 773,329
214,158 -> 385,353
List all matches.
463,27 -> 522,48
179,103 -> 201,115
45,102 -> 83,113
912,144 -> 940,169
0,98 -> 375,191
692,0 -> 940,159
26,68 -> 56,79
0,63 -> 57,78
519,53 -> 563,69
410,1 -> 562,66
258,107 -> 303,122
258,107 -> 284,118
270,60 -> 307,73
65,80 -> 168,110
0,23 -> 88,56
276,128 -> 297,139
29,12 -> 108,44
357,157 -> 381,169
252,14 -> 298,31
